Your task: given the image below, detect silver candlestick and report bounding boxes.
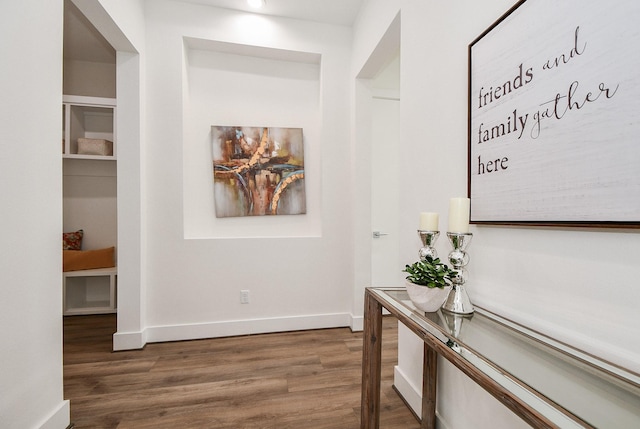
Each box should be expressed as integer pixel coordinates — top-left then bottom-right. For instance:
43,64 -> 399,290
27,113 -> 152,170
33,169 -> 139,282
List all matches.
442,232 -> 474,314
417,230 -> 439,261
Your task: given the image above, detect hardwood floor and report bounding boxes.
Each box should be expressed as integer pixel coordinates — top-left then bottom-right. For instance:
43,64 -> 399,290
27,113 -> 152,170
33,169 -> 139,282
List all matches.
63,314 -> 420,428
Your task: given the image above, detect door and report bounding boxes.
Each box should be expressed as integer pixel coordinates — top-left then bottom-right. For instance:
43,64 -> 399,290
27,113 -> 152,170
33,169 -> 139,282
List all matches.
371,95 -> 400,286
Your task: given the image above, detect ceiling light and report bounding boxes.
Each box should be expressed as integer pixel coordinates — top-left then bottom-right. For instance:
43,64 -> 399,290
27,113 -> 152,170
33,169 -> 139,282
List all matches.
247,0 -> 266,8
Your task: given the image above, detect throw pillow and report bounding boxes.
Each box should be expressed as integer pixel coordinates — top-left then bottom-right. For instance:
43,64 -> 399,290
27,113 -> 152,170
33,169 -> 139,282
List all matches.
63,229 -> 83,250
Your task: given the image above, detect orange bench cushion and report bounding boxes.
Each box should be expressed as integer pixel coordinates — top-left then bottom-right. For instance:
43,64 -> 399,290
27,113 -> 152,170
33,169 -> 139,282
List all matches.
63,247 -> 116,272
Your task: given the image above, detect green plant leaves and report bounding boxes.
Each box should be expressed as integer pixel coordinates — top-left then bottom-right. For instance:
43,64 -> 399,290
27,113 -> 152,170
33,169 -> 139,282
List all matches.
403,256 -> 454,289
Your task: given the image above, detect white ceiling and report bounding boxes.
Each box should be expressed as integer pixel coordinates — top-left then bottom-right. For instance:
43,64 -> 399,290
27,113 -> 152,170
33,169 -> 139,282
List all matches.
177,0 -> 364,26
64,0 -> 364,63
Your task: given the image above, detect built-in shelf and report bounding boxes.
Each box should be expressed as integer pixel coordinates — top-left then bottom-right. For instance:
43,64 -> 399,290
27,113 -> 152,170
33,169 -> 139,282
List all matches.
63,267 -> 117,316
62,95 -> 116,160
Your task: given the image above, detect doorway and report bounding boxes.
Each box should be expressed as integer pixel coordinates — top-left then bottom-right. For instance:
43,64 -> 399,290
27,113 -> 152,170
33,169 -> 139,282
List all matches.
351,13 -> 401,328
62,0 -> 144,352
370,54 -> 401,286
62,0 -> 118,318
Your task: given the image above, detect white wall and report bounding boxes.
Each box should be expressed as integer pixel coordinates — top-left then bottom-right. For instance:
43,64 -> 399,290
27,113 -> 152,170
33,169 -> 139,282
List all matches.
183,44 -> 322,239
0,1 -> 70,428
353,0 -> 640,428
141,0 -> 354,341
63,160 -> 117,251
63,59 -> 116,97
72,0 -> 148,349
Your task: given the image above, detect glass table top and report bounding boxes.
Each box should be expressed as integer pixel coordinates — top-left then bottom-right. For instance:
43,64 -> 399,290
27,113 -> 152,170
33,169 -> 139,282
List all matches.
370,287 -> 640,429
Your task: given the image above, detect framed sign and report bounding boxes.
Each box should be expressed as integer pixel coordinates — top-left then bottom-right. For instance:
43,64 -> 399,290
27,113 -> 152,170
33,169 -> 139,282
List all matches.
468,0 -> 640,227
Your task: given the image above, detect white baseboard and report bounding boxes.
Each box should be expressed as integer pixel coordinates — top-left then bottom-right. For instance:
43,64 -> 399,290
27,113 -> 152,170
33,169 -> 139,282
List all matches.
37,400 -> 69,429
350,314 -> 364,331
113,313 -> 354,351
142,312 -> 352,344
394,365 -> 422,415
113,329 -> 146,351
393,365 -> 448,429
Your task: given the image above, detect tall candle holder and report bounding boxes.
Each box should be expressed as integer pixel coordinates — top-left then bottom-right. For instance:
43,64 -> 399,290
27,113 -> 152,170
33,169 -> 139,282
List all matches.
417,230 -> 439,261
442,232 -> 474,315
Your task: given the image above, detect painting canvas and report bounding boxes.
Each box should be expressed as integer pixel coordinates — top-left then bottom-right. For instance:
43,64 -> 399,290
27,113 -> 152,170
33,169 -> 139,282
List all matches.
212,126 -> 306,218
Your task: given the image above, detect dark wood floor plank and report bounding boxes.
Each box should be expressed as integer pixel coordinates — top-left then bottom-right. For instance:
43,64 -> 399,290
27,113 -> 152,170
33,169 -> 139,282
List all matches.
64,314 -> 420,428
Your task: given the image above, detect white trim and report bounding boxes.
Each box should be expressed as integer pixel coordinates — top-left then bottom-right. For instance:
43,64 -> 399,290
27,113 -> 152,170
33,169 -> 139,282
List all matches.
37,400 -> 69,429
350,314 -> 364,332
113,330 -> 146,351
113,314 -> 353,350
144,313 -> 352,344
394,364 -> 422,416
62,94 -> 116,106
371,88 -> 400,100
393,365 -> 449,429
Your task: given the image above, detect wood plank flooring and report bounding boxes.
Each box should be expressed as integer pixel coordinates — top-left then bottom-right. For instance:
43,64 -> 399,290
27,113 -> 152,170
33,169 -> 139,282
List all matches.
64,315 -> 420,429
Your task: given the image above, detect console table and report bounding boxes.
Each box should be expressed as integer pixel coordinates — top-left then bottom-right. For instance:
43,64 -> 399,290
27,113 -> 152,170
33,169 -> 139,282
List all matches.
360,287 -> 640,429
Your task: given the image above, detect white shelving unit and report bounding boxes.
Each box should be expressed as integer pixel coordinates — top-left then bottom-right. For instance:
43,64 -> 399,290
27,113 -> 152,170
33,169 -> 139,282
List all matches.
63,95 -> 116,160
63,267 -> 117,315
62,94 -> 118,315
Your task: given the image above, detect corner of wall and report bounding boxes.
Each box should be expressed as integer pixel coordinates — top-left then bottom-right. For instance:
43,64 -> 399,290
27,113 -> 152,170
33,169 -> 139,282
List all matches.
36,400 -> 70,429
393,364 -> 421,416
393,365 -> 450,429
113,329 -> 147,351
350,313 -> 364,332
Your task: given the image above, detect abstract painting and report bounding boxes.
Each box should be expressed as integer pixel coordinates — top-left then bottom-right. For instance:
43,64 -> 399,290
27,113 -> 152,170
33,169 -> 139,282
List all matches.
212,126 -> 306,218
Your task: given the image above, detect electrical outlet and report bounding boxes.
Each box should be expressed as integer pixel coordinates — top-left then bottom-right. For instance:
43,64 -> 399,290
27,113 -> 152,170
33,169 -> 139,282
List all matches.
240,289 -> 250,304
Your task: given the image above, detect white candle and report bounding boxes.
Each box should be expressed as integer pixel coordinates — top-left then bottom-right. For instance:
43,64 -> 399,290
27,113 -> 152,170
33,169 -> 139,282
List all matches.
419,212 -> 439,231
448,197 -> 470,233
